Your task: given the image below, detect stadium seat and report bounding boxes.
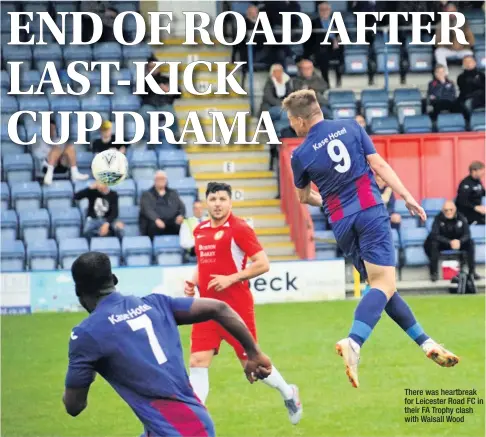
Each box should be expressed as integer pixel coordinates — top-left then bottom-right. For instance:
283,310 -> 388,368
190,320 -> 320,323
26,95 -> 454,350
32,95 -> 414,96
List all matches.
11,181 -> 42,211
404,246 -> 429,267
93,42 -> 122,62
308,205 -> 326,230
115,1 -> 140,13
122,43 -> 152,66
118,205 -> 140,237
33,44 -> 63,70
402,228 -> 428,247
3,46 -> 32,71
49,95 -> 81,112
111,95 -> 142,112
344,46 -> 368,74
20,70 -> 42,90
393,199 -> 411,218
406,38 -> 434,72
327,90 -> 357,119
1,181 -> 10,209
110,68 -> 132,88
314,230 -> 337,260
170,178 -> 199,214
437,113 -> 466,133
19,208 -> 50,245
475,243 -> 485,264
230,1 -> 251,14
17,95 -> 50,112
63,45 -> 93,66
401,218 -> 418,229
76,151 -> 94,176
158,150 -> 188,180
470,112 -> 485,131
154,235 -> 183,265
361,89 -> 389,124
112,178 -> 136,207
3,154 -> 33,183
403,115 -> 432,134
122,236 -> 152,266
470,225 -> 485,244
53,1 -> 79,13
2,95 -> 18,113
90,237 -> 122,268
475,47 -> 485,71
1,240 -> 25,271
370,116 -> 399,135
393,88 -> 422,125
421,198 -> 446,217
1,141 -> 25,157
74,179 -> 95,211
1,209 -> 17,241
81,94 -> 111,113
50,207 -> 82,241
27,239 -> 58,270
374,34 -> 401,74
136,179 -> 153,203
42,181 -> 74,210
130,150 -> 158,181
1,70 -> 9,89
59,237 -> 89,270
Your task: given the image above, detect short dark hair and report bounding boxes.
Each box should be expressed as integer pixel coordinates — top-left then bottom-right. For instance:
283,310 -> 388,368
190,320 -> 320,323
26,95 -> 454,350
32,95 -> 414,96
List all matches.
206,182 -> 232,198
469,161 -> 485,173
72,252 -> 116,296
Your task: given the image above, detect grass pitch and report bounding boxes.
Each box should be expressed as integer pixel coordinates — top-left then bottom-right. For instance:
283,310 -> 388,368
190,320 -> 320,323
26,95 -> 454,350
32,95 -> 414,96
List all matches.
2,295 -> 485,437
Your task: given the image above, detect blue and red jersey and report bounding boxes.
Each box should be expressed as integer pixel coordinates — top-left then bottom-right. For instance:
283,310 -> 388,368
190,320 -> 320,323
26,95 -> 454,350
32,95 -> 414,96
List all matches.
65,292 -> 214,437
291,119 -> 383,223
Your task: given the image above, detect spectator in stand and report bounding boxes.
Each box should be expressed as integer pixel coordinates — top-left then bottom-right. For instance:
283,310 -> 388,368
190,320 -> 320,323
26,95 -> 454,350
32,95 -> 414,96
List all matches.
100,6 -> 129,42
457,56 -> 486,113
140,170 -> 186,239
179,200 -> 206,262
355,114 -> 367,130
92,121 -> 127,154
434,3 -> 475,74
293,59 -> 331,118
427,64 -> 462,119
375,175 -> 401,230
304,1 -> 344,87
32,118 -> 89,185
423,200 -> 478,282
75,181 -> 124,239
456,161 -> 485,224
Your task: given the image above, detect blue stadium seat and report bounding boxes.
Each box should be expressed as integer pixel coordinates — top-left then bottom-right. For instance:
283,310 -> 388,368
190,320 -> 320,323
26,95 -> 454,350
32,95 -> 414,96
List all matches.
170,177 -> 198,213
19,208 -> 50,245
33,44 -> 63,70
403,115 -> 432,133
470,112 -> 485,131
11,181 -> 41,211
314,230 -> 337,260
81,94 -> 111,113
437,113 -> 466,133
115,1 -> 140,13
361,89 -> 389,124
20,70 -> 42,90
1,141 -> 25,157
230,1 -> 251,14
50,207 -> 82,241
394,199 -> 411,218
299,0 -> 316,14
3,154 -> 33,183
118,205 -> 140,237
344,48 -> 368,74
2,95 -> 18,113
370,116 -> 399,135
328,90 -> 356,119
1,181 -> 10,209
1,240 -> 25,271
63,45 -> 93,66
402,228 -> 428,247
91,237 -> 122,266
374,34 -> 401,73
470,225 -> 485,244
308,205 -> 326,230
421,198 -> 445,216
130,150 -> 157,181
93,42 -> 122,62
136,179 -> 153,203
154,235 -> 183,265
1,70 -> 9,89
59,237 -> 89,269
404,246 -> 429,266
122,236 -> 153,266
42,181 -> 73,210
406,36 -> 433,73
1,209 -> 17,241
401,218 -> 418,229
2,118 -> 27,144
425,217 -> 434,232
110,68 -> 132,88
74,179 -> 95,211
3,46 -> 32,70
122,43 -> 152,66
17,95 -> 50,112
475,47 -> 485,71
76,151 -> 94,176
158,150 -> 188,180
27,239 -> 58,271
53,1 -> 79,13
111,95 -> 142,112
112,178 -> 136,207
393,88 -> 422,124
49,95 -> 81,112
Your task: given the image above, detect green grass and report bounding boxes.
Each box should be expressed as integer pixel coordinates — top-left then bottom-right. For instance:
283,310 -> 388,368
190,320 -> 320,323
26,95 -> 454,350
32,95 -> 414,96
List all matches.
2,295 -> 485,437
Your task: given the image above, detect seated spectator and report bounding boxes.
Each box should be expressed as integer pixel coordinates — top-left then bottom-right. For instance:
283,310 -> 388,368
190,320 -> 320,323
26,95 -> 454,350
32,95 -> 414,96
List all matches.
140,170 -> 186,238
92,121 -> 127,154
355,114 -> 367,130
293,59 -> 331,118
457,56 -> 486,113
456,161 -> 485,224
100,6 -> 129,42
434,3 -> 474,74
180,200 -> 206,261
32,118 -> 88,185
424,200 -> 478,281
260,64 -> 293,136
427,64 -> 462,119
75,181 -> 124,239
375,175 -> 401,230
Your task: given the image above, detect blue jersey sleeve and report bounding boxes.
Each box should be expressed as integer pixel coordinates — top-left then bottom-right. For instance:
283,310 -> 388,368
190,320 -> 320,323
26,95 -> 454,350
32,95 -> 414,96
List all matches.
65,328 -> 100,389
358,123 -> 376,156
144,293 -> 195,315
291,152 -> 310,189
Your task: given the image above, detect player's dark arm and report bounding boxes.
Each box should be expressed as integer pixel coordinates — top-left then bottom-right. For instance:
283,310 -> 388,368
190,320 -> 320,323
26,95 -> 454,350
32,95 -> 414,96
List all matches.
296,183 -> 323,207
63,387 -> 89,417
174,299 -> 260,358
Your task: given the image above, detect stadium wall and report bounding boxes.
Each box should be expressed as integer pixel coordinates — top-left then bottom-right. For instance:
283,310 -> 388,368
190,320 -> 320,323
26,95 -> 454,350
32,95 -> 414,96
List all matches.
0,259 -> 346,315
280,132 -> 486,259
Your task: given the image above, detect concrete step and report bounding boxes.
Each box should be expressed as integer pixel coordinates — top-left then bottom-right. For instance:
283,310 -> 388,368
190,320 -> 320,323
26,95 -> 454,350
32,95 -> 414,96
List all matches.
254,225 -> 289,235
196,178 -> 276,189
232,205 -> 282,216
160,37 -> 225,47
197,184 -> 278,200
190,157 -> 269,173
193,171 -> 276,187
268,255 -> 300,262
262,241 -> 295,257
245,214 -> 287,228
175,99 -> 250,117
258,234 -> 293,244
189,150 -> 269,160
155,50 -> 231,63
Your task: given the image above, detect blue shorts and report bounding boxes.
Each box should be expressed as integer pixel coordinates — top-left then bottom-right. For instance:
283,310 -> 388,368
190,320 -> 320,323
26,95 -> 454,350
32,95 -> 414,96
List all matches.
330,204 -> 396,280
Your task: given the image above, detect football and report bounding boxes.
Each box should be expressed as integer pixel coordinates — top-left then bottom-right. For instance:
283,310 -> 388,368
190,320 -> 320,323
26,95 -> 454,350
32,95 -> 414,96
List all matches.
91,149 -> 129,186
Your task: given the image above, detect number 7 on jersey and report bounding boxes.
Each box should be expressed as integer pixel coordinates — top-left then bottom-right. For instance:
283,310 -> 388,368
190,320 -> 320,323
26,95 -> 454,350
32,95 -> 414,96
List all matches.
127,314 -> 167,364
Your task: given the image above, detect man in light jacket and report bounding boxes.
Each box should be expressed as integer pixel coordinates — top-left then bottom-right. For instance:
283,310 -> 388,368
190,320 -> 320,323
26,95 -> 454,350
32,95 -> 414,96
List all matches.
180,200 -> 206,262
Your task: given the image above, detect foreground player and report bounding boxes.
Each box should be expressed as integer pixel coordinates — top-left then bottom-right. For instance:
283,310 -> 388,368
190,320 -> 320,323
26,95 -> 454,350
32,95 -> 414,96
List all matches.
282,90 -> 459,388
184,182 -> 303,424
63,252 -> 272,437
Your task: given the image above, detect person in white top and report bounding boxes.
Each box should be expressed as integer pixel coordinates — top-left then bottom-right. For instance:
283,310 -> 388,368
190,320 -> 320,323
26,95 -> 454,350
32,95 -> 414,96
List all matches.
179,200 -> 205,259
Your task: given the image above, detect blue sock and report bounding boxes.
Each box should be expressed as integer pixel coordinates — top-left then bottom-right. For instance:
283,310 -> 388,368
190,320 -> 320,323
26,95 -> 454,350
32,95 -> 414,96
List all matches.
362,284 -> 371,296
349,288 -> 388,346
385,293 -> 430,346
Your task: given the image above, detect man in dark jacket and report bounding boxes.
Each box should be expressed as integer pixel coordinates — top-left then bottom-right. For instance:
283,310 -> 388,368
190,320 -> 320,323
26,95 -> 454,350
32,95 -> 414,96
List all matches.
75,182 -> 124,239
457,56 -> 486,112
427,64 -> 461,119
423,200 -> 478,282
139,170 -> 186,238
456,161 -> 485,225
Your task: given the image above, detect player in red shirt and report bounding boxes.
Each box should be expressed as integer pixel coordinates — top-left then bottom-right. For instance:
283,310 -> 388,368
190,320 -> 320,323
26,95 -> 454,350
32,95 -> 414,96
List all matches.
184,182 -> 303,425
